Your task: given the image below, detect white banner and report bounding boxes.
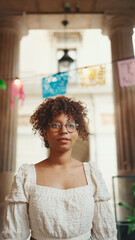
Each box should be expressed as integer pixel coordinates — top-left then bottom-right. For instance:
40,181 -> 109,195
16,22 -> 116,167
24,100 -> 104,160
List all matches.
117,58 -> 135,87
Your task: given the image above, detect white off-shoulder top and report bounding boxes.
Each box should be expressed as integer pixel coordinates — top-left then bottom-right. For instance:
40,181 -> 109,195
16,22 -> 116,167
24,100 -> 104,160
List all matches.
2,161 -> 117,240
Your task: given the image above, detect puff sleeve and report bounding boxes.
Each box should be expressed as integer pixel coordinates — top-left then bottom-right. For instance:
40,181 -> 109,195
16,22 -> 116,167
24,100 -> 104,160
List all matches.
2,164 -> 31,240
89,161 -> 117,240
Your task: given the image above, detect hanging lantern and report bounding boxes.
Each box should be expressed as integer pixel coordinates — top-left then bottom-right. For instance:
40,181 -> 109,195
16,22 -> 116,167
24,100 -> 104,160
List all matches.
58,18 -> 74,72
58,49 -> 74,72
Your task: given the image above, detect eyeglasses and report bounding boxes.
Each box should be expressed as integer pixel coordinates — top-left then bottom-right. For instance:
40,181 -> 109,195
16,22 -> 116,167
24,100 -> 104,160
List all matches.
48,122 -> 79,133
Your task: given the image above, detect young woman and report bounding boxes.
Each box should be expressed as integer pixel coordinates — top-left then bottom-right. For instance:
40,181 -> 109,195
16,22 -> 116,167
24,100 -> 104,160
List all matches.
2,96 -> 117,240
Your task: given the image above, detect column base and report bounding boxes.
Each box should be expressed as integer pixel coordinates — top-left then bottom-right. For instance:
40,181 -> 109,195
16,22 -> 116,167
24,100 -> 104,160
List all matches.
0,172 -> 14,238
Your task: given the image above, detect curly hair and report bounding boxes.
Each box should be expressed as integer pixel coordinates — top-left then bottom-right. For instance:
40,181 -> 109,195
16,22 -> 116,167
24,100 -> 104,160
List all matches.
30,95 -> 90,148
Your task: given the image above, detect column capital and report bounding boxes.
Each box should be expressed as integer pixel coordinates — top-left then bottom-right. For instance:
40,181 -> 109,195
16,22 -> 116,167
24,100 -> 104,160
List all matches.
102,14 -> 135,39
0,14 -> 28,39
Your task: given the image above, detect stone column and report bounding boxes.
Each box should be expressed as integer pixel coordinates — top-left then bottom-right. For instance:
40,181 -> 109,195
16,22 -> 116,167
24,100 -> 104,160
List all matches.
0,15 -> 27,235
103,15 -> 135,175
103,15 -> 135,223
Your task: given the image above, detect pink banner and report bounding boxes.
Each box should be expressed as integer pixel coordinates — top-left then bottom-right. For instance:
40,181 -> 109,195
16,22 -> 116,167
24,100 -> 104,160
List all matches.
117,58 -> 135,87
11,79 -> 25,109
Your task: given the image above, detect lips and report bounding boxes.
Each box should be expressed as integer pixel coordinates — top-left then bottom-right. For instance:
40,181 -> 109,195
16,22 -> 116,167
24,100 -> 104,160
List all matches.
57,138 -> 71,143
57,138 -> 71,141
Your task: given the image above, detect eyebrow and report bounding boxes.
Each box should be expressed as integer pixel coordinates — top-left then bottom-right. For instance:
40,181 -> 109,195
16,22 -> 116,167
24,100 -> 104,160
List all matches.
51,120 -> 75,123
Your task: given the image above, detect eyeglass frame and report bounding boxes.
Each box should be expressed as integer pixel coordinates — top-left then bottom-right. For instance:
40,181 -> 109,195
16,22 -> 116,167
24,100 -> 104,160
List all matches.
48,122 -> 79,133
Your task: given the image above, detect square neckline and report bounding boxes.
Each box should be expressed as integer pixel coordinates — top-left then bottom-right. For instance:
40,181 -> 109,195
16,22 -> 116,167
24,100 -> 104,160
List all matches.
32,162 -> 90,191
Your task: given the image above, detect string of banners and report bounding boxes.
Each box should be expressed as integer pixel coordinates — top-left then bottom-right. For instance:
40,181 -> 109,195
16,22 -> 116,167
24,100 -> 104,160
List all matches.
42,57 -> 135,98
0,78 -> 25,109
0,57 -> 135,108
42,64 -> 106,98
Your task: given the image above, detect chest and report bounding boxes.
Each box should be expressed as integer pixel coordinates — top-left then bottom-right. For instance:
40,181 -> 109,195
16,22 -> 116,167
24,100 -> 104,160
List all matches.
36,165 -> 88,190
29,184 -> 95,237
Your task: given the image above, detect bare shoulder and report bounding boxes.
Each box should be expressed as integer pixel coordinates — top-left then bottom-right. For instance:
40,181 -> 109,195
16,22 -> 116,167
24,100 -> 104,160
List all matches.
35,159 -> 48,169
71,158 -> 83,168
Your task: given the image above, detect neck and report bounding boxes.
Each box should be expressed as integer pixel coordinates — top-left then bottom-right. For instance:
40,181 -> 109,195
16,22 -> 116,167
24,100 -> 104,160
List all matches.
47,149 -> 73,167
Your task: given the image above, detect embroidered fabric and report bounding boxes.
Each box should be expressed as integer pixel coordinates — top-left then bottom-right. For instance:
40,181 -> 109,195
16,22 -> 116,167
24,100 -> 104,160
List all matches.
2,161 -> 117,240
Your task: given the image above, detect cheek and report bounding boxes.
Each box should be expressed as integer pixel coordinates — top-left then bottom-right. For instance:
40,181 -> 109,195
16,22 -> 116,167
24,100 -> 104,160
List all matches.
46,132 -> 54,142
72,132 -> 78,142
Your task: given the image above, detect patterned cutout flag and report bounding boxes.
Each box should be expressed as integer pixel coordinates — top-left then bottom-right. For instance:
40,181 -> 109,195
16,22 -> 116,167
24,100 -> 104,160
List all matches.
42,72 -> 68,98
0,79 -> 6,90
117,58 -> 135,87
78,65 -> 106,87
11,79 -> 25,109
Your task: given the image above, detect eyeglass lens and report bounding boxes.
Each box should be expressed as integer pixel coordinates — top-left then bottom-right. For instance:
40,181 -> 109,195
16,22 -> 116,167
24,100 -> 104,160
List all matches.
49,123 -> 78,133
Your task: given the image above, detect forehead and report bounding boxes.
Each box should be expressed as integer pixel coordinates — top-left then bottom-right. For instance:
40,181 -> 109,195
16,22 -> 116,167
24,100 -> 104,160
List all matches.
52,113 -> 74,122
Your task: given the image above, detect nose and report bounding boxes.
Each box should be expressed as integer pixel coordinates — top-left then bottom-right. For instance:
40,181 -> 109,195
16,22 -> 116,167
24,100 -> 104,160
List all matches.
59,124 -> 68,134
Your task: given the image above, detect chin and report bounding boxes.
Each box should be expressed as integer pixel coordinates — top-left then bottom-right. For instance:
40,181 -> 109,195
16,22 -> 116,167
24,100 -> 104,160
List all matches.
57,145 -> 72,152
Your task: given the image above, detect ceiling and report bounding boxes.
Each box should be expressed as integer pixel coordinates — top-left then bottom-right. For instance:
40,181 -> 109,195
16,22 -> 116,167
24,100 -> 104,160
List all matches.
0,0 -> 135,30
0,0 -> 135,14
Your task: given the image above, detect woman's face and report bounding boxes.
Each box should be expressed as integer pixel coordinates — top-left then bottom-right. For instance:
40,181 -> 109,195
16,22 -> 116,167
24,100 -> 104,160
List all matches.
44,113 -> 78,153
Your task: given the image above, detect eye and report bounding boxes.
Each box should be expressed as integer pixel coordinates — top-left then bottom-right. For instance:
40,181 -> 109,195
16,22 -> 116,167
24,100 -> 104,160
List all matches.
68,123 -> 75,128
51,123 -> 61,128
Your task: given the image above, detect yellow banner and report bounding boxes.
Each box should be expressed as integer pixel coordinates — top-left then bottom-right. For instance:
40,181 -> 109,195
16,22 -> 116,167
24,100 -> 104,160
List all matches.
78,65 -> 106,87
